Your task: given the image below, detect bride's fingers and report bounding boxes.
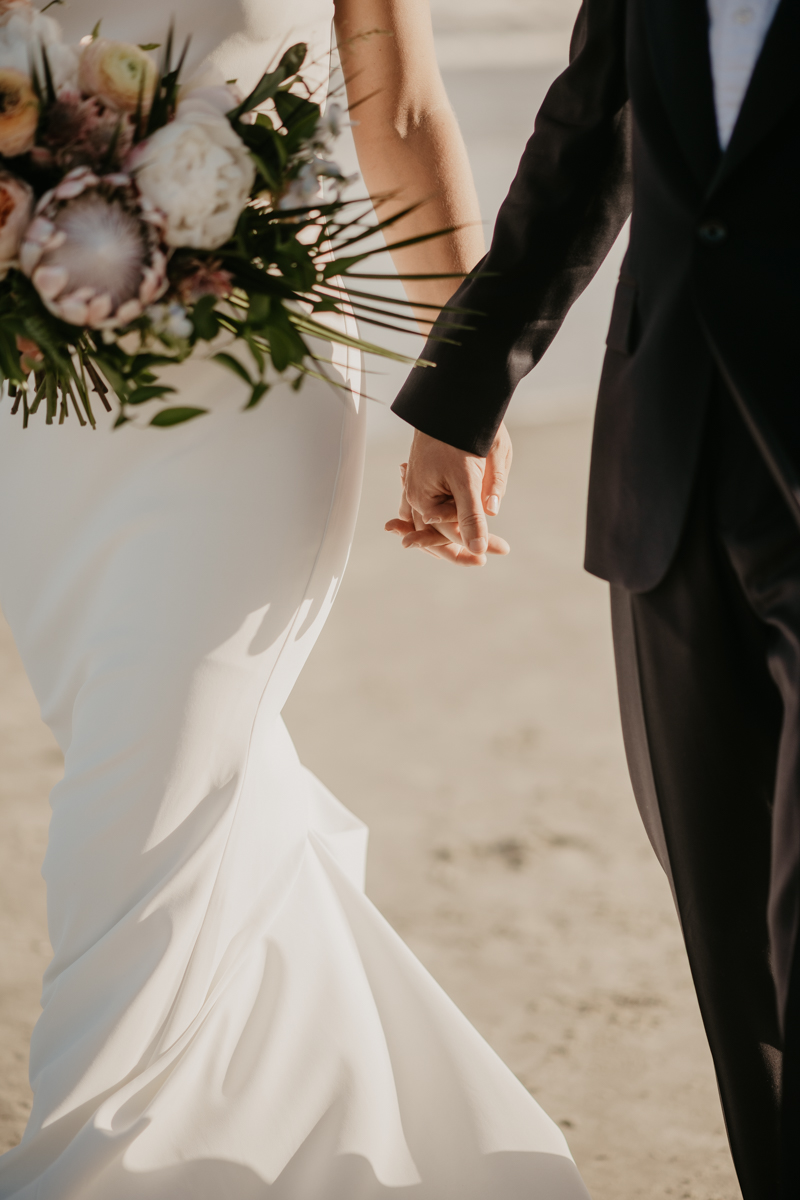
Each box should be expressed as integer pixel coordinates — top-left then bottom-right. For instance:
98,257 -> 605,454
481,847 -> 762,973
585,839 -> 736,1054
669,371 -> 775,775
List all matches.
386,512 -> 509,560
422,541 -> 487,566
400,525 -> 509,557
401,527 -> 457,549
423,520 -> 510,557
411,505 -> 429,532
385,517 -> 415,535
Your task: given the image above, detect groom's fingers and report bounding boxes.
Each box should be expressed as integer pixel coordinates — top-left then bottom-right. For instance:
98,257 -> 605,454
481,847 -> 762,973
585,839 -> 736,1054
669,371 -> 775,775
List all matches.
404,430 -> 479,530
449,469 -> 489,556
482,423 -> 513,516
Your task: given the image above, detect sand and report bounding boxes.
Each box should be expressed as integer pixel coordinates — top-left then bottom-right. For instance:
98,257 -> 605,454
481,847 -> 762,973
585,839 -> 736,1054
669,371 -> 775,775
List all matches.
0,418 -> 741,1198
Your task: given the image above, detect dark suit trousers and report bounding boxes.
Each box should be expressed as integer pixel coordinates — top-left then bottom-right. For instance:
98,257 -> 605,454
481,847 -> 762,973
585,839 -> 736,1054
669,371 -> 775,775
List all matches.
610,383 -> 800,1200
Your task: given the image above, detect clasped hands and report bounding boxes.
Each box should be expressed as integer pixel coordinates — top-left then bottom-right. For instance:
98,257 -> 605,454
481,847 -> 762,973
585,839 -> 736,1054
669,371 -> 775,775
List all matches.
385,423 -> 512,565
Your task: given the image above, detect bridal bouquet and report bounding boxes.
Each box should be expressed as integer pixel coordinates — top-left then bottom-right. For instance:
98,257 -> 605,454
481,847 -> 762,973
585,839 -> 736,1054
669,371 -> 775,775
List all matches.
0,0 -> 427,427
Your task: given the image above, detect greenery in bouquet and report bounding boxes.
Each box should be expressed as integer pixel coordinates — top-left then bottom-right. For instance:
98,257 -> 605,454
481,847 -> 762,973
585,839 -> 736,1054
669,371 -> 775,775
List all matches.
0,0 -> 445,428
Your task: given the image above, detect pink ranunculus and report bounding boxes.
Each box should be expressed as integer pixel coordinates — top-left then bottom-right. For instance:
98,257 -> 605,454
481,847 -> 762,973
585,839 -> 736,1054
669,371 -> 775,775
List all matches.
171,256 -> 234,305
0,169 -> 32,276
38,88 -> 134,171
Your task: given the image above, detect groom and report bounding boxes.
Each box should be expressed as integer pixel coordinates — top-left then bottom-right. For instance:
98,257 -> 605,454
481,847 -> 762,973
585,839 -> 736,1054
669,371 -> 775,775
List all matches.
388,0 -> 800,1195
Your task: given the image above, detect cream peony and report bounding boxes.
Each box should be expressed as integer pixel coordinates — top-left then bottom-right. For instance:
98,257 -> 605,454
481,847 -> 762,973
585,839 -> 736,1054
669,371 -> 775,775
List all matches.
0,169 -> 32,276
0,4 -> 77,93
127,101 -> 255,250
79,39 -> 156,115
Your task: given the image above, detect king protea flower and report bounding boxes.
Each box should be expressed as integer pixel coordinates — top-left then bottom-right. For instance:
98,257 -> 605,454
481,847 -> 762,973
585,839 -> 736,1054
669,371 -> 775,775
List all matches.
20,167 -> 168,329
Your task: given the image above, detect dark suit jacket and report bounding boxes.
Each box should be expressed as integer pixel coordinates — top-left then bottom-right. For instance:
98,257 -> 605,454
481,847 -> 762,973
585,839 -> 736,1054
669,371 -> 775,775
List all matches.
391,0 -> 800,592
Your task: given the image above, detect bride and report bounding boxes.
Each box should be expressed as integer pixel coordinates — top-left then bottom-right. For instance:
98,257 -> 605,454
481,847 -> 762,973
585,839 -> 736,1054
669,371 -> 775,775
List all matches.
0,0 -> 590,1196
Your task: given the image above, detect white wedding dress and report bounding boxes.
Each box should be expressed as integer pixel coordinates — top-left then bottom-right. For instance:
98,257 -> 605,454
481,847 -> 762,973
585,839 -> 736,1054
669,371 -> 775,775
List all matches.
0,3 -> 590,1197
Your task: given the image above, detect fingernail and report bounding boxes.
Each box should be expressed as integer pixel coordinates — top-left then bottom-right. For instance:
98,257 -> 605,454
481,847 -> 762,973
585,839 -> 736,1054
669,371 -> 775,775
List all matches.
426,516 -> 442,524
470,537 -> 487,554
486,495 -> 500,515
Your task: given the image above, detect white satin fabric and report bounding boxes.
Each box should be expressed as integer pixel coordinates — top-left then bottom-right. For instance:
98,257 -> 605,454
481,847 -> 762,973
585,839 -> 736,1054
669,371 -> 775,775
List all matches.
0,2 -> 591,1197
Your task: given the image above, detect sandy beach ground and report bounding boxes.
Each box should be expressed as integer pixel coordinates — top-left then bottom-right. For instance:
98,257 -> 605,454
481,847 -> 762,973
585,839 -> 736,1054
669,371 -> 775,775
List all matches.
0,4 -> 744,1198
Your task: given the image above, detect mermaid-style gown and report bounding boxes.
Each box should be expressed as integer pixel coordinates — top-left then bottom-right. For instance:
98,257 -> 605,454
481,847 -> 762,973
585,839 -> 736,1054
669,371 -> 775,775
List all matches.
0,2 -> 590,1196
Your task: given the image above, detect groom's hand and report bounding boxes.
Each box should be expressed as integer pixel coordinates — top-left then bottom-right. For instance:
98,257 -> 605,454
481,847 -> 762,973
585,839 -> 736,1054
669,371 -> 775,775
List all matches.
385,424 -> 512,565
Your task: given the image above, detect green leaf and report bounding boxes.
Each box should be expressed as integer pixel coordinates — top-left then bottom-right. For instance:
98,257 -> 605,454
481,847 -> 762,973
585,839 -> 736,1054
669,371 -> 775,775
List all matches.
90,19 -> 101,38
245,380 -> 269,409
150,406 -> 207,427
190,295 -> 220,341
129,352 -> 176,372
247,293 -> 271,325
273,91 -> 319,135
268,327 -> 302,374
39,42 -> 57,104
127,384 -> 177,405
245,336 -> 265,375
226,42 -> 307,120
277,42 -> 307,76
138,42 -> 160,50
212,352 -> 253,386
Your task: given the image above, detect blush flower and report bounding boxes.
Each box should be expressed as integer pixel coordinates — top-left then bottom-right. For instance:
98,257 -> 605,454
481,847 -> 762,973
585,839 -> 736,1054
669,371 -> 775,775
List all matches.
78,39 -> 156,115
127,100 -> 255,250
21,167 -> 167,328
0,0 -> 30,17
34,88 -> 134,171
15,333 -> 43,373
0,169 -> 32,275
170,255 -> 233,305
0,67 -> 38,156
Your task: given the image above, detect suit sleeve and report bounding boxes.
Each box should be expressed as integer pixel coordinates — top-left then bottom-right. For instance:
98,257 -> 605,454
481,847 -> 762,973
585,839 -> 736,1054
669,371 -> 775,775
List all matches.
391,0 -> 632,456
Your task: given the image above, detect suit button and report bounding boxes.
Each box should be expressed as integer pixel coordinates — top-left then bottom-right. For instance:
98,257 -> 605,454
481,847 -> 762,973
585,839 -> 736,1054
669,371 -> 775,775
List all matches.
697,220 -> 728,244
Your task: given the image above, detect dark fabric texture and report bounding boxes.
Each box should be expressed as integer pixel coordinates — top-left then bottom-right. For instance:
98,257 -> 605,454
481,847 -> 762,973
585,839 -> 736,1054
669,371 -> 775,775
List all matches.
612,386 -> 800,1199
390,0 -> 800,592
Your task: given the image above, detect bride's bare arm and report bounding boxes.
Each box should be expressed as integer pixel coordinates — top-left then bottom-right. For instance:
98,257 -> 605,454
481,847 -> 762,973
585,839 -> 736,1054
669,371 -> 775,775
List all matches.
333,0 -> 485,328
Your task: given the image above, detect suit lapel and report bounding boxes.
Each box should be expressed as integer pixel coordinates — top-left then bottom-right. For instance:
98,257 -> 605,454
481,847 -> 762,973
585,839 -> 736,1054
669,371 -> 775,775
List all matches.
642,0 -> 721,191
712,0 -> 800,190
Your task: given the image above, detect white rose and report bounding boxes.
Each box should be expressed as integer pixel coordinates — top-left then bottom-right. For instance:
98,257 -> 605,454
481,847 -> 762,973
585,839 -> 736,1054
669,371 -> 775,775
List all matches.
0,6 -> 78,92
128,104 -> 255,250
